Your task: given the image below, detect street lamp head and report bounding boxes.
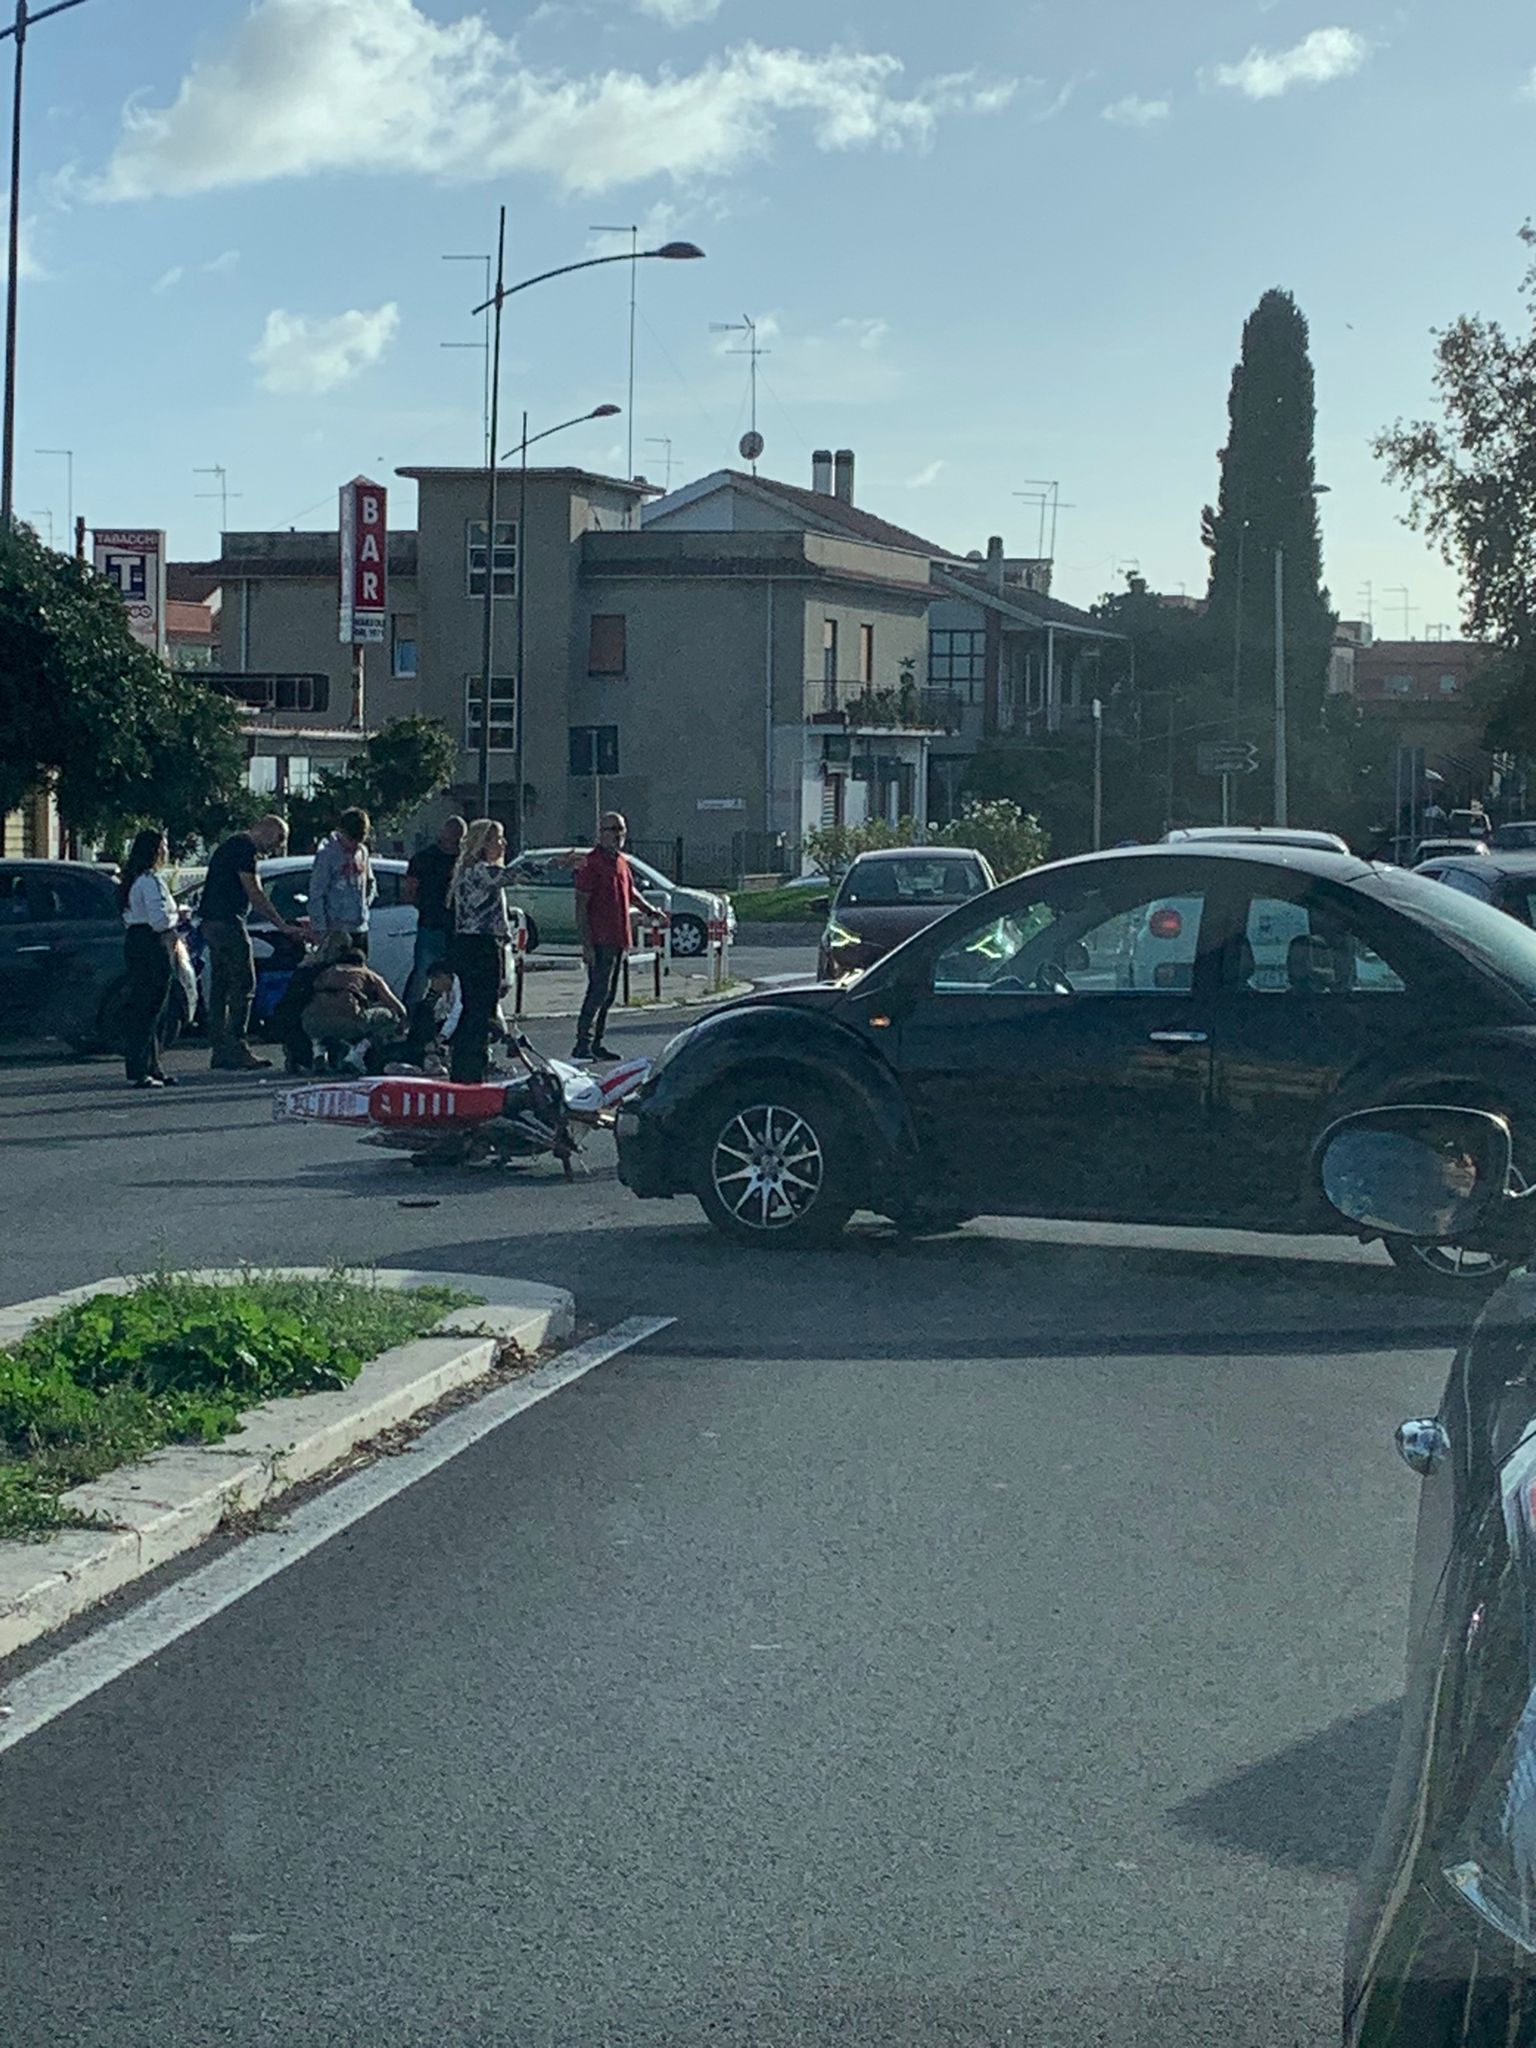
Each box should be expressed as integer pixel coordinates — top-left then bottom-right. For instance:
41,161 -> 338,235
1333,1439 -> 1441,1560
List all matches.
651,241 -> 705,261
590,403 -> 622,418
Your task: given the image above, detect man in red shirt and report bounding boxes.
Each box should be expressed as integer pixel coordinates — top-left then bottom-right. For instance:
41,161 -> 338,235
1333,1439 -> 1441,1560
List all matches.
573,812 -> 667,1061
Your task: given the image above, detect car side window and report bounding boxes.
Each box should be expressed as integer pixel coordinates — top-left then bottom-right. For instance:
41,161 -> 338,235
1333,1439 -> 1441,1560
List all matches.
1437,869 -> 1495,903
371,869 -> 403,909
265,875 -> 307,923
0,873 -> 32,921
1233,894 -> 1408,995
932,886 -> 1207,996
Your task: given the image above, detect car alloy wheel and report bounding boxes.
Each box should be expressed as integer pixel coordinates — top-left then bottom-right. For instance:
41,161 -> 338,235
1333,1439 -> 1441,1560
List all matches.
710,1100 -> 825,1232
669,914 -> 707,958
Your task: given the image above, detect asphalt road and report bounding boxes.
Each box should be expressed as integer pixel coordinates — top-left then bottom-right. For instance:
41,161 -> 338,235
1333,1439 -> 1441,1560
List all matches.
0,967 -> 1477,2046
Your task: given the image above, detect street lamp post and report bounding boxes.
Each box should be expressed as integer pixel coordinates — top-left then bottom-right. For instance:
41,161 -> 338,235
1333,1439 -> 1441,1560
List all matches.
0,0 -> 94,529
467,233 -> 703,825
499,401 -> 622,854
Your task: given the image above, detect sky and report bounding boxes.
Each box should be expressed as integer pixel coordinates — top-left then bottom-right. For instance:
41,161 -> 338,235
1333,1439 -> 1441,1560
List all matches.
13,0 -> 1535,634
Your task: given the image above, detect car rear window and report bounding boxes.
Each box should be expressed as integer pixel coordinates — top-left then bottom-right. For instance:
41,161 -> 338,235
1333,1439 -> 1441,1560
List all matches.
1366,866 -> 1536,1000
839,858 -> 985,908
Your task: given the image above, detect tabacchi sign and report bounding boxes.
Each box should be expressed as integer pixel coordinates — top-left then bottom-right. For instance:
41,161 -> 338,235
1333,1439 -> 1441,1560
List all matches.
93,529 -> 166,657
339,477 -> 387,645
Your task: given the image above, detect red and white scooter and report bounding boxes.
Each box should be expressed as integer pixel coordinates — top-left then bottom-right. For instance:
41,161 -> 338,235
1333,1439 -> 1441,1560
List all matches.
274,1032 -> 650,1178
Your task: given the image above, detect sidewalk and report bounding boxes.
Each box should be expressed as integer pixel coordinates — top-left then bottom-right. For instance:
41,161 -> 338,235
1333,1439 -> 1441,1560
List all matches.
509,948 -> 745,1021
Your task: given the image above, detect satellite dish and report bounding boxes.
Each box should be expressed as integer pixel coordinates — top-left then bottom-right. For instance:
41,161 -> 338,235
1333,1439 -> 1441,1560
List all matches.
739,430 -> 764,463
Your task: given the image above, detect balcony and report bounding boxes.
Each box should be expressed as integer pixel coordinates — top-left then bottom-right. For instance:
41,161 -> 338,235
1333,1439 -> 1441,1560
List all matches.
805,679 -> 964,733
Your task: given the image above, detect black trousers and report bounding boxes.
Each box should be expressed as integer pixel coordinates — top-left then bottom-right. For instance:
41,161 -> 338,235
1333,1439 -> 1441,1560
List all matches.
576,945 -> 625,1052
122,925 -> 172,1082
449,933 -> 502,1084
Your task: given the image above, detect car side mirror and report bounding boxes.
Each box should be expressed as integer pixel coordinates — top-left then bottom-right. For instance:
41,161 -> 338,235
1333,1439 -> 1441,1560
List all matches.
1317,1105 -> 1512,1240
811,896 -> 830,917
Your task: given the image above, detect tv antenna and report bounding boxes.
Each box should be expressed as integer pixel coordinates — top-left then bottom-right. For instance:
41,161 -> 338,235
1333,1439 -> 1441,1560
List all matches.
710,314 -> 769,469
1013,479 -> 1072,562
645,435 -> 675,491
194,464 -> 242,535
1384,585 -> 1418,640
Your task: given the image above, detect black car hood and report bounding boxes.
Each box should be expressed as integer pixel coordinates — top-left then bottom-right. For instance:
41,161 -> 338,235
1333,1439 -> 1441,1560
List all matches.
712,982 -> 852,1017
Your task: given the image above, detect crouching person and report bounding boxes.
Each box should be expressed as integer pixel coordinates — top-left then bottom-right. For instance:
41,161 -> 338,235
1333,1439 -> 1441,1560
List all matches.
300,948 -> 406,1073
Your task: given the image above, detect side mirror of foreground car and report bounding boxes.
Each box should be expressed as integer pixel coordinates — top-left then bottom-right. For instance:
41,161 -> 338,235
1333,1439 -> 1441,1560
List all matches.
1317,1104 -> 1513,1241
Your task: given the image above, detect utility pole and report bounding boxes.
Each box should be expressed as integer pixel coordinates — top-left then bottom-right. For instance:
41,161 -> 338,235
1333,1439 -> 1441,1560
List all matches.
1273,545 -> 1288,827
1091,696 -> 1103,850
710,315 -> 767,463
477,206 -> 507,821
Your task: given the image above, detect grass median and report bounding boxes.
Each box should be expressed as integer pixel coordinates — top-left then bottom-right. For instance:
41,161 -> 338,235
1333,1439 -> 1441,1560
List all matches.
0,1272 -> 477,1541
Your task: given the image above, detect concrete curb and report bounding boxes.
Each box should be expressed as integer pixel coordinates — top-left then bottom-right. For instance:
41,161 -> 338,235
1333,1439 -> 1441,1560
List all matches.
0,1267 -> 574,1662
511,978 -> 750,1024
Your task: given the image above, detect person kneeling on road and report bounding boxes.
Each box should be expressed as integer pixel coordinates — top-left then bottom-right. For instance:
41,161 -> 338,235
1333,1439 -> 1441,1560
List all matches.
299,948 -> 406,1073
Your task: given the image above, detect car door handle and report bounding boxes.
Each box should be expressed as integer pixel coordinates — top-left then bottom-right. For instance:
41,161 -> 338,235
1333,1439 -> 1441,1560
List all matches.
1147,1029 -> 1208,1045
14,943 -> 50,954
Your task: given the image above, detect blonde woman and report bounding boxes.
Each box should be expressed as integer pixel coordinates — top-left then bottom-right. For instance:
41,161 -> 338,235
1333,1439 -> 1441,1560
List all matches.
447,818 -> 514,1083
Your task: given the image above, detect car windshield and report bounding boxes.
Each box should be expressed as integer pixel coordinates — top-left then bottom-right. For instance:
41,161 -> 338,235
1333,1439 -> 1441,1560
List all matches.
839,857 -> 983,907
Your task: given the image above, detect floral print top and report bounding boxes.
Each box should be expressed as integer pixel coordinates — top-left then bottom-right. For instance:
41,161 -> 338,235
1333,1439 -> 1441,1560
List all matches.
450,860 -> 514,940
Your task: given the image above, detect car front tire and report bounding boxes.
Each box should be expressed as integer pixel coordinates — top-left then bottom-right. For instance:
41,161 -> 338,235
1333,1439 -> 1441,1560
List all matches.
669,914 -> 707,958
694,1080 -> 857,1248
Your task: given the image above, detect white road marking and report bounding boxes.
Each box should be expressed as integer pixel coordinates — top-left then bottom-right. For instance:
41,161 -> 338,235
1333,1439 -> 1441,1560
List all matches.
0,1316 -> 675,1757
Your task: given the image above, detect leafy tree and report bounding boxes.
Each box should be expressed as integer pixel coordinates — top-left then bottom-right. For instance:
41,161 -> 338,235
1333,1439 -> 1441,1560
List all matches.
1202,288 -> 1335,807
0,521 -> 249,850
931,797 -> 1048,878
1375,227 -> 1536,751
285,715 -> 460,852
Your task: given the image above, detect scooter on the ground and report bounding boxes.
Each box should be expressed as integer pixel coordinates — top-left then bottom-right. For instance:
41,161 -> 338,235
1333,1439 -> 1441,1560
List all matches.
1320,1103 -> 1536,2043
273,1031 -> 651,1179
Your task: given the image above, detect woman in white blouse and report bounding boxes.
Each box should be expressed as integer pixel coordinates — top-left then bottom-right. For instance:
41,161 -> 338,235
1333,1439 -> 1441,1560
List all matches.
118,827 -> 180,1089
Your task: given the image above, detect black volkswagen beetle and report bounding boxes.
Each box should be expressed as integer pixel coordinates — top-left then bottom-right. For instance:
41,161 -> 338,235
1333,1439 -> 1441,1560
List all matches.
617,844 -> 1536,1278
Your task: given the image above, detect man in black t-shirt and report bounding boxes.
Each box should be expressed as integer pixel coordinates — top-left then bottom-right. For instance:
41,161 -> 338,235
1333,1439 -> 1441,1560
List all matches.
404,814 -> 466,1002
201,815 -> 300,1070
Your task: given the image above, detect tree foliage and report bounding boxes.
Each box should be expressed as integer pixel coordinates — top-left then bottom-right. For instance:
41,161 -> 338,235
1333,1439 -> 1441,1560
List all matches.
0,521 -> 251,850
931,796 -> 1048,878
1202,288 -> 1335,776
285,716 -> 460,851
1375,227 -> 1536,751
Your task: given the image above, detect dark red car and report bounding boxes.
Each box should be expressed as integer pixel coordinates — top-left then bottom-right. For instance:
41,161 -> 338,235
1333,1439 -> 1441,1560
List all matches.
816,847 -> 996,980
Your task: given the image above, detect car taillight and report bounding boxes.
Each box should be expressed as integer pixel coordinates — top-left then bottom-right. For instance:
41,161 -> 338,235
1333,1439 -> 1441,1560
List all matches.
1148,906 -> 1183,940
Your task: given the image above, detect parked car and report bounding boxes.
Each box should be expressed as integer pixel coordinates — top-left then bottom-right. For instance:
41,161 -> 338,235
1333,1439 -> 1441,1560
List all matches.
1417,851 -> 1536,928
617,842 -> 1536,1279
1318,1103 -> 1536,2043
1416,837 -> 1491,866
502,847 -> 733,958
0,858 -> 131,1052
816,847 -> 996,981
1448,807 -> 1493,842
1492,820 -> 1536,852
177,856 -> 418,1029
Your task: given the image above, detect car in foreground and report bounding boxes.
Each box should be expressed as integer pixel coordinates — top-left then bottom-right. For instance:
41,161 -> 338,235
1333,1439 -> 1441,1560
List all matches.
816,847 -> 995,981
617,842 -> 1536,1280
1318,1104 -> 1536,2042
502,847 -> 733,958
177,856 -> 417,1028
1417,849 -> 1536,929
0,858 -> 129,1051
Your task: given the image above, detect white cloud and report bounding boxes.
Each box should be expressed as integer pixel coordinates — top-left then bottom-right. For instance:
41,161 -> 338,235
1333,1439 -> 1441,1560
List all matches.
1102,94 -> 1170,127
251,303 -> 400,396
1209,26 -> 1368,100
837,316 -> 888,352
586,200 -> 679,257
97,0 -> 1012,201
634,0 -> 720,25
18,219 -> 45,282
204,248 -> 240,275
904,459 -> 943,489
151,264 -> 184,293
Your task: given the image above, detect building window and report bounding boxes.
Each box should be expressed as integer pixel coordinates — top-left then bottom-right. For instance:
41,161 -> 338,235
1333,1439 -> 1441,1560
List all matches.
392,615 -> 419,679
466,520 -> 517,598
569,725 -> 620,778
464,675 -> 517,752
1440,674 -> 1460,695
858,623 -> 874,684
929,629 -> 987,703
1385,674 -> 1414,696
587,614 -> 627,677
822,618 -> 838,680
238,673 -> 330,714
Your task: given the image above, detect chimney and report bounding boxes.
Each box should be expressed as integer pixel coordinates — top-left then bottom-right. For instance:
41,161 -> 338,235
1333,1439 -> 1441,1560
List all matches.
811,448 -> 833,495
833,449 -> 855,504
986,534 -> 1005,593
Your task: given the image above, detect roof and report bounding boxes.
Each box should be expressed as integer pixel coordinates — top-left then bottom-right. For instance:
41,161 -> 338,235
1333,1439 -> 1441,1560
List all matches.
847,846 -> 987,864
933,566 -> 1120,639
180,534 -> 419,582
168,562 -> 221,603
1039,842 -> 1378,882
647,468 -> 958,561
165,599 -> 214,641
1427,850 -> 1536,872
397,465 -> 655,496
